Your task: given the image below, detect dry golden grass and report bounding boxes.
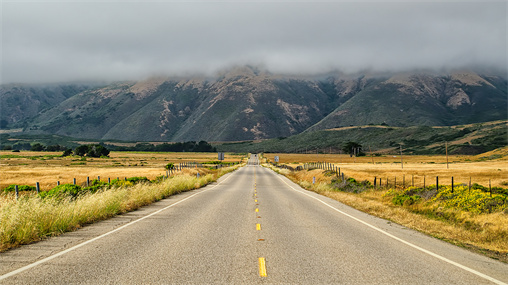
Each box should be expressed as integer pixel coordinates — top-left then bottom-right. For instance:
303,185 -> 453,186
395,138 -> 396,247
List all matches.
267,164 -> 508,262
0,165 -> 239,252
0,151 -> 246,191
264,152 -> 508,188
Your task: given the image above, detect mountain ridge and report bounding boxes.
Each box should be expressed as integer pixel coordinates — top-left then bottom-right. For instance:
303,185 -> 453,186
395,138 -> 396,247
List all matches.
1,67 -> 506,142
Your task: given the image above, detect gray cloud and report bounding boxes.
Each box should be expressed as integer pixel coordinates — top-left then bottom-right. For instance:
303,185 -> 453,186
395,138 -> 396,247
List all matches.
2,1 -> 506,83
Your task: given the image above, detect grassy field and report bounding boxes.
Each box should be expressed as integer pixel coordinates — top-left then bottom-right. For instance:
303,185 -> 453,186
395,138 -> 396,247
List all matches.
264,149 -> 508,262
0,166 -> 239,251
264,148 -> 508,188
0,151 -> 246,191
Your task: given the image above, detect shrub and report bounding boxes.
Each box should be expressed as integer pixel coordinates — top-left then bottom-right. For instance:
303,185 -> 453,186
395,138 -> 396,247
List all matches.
126,177 -> 150,184
39,184 -> 84,199
431,185 -> 507,214
3,184 -> 36,193
83,179 -> 109,193
331,177 -> 371,193
110,179 -> 134,187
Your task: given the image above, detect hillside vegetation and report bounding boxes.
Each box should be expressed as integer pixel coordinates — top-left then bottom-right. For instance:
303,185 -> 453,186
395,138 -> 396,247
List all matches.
1,67 -> 506,142
216,120 -> 507,155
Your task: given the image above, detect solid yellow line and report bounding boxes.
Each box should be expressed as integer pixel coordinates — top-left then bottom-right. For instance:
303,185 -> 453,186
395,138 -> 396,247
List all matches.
258,257 -> 267,277
256,223 -> 261,231
255,208 -> 259,212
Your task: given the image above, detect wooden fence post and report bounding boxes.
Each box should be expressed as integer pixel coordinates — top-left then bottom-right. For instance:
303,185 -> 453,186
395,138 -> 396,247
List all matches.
87,177 -> 90,187
436,176 -> 439,191
451,177 -> 454,193
57,181 -> 60,186
73,178 -> 76,185
15,185 -> 19,200
374,177 -> 377,188
36,182 -> 40,194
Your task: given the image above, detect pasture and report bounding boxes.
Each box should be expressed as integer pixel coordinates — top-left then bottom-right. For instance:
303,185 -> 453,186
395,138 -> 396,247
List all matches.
263,150 -> 508,188
0,151 -> 246,191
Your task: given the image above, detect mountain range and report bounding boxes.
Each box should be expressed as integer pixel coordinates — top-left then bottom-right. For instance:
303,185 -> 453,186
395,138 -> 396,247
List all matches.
1,66 -> 506,142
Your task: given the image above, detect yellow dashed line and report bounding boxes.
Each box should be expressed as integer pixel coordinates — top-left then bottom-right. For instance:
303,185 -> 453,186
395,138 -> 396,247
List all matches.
255,208 -> 259,212
256,223 -> 261,231
254,199 -> 258,202
258,257 -> 267,277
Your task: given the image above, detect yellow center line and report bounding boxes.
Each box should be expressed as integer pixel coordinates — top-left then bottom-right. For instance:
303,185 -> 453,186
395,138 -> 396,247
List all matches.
254,199 -> 258,202
258,257 -> 267,277
255,208 -> 259,212
256,223 -> 261,231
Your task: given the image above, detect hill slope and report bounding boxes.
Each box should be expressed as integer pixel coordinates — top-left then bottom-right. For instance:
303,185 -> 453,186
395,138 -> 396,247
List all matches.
1,67 -> 506,142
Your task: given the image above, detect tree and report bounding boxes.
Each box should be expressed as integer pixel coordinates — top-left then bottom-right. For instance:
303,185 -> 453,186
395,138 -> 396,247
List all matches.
30,143 -> 45,151
74,144 -> 109,157
74,145 -> 89,156
87,144 -> 110,157
342,141 -> 365,157
62,148 -> 73,157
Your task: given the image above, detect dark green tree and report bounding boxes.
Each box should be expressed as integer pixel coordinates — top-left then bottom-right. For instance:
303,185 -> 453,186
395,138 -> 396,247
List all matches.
30,143 -> 45,151
86,144 -> 110,157
62,148 -> 73,157
74,145 -> 89,156
342,141 -> 365,157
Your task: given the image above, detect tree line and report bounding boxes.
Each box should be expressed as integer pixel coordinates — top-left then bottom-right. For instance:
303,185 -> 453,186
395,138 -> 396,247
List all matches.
107,141 -> 216,152
1,140 -> 216,156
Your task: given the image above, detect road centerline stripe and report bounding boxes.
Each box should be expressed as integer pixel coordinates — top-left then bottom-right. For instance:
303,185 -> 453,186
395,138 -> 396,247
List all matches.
258,257 -> 267,277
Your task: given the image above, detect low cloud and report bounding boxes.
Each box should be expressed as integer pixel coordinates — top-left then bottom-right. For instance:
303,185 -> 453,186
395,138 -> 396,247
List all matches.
2,1 -> 506,83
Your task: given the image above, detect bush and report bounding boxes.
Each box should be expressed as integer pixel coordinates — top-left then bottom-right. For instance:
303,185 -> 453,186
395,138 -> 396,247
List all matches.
165,163 -> 174,170
110,179 -> 134,187
331,177 -> 371,193
126,177 -> 150,184
83,179 -> 109,193
39,184 -> 84,199
3,184 -> 36,193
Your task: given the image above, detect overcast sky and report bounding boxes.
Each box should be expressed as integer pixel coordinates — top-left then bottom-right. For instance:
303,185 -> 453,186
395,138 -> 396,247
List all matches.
1,0 -> 506,84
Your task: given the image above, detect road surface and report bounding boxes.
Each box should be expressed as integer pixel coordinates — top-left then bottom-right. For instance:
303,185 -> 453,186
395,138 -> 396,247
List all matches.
1,155 -> 507,284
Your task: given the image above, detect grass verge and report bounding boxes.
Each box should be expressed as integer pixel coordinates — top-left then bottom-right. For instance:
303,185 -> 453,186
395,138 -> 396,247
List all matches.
266,164 -> 508,263
0,166 -> 239,252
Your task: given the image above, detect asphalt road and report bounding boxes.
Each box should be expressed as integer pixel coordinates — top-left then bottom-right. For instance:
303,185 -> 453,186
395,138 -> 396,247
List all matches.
1,155 -> 507,284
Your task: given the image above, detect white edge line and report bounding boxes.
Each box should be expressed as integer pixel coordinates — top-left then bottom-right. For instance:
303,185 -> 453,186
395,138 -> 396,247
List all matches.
0,171 -> 236,281
270,168 -> 507,285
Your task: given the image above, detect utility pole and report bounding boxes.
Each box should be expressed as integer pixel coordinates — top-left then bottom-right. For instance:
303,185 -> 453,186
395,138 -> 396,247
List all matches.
445,141 -> 449,169
400,144 -> 403,169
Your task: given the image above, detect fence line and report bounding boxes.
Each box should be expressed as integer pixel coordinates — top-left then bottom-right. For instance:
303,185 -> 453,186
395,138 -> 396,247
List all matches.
270,161 -> 493,193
